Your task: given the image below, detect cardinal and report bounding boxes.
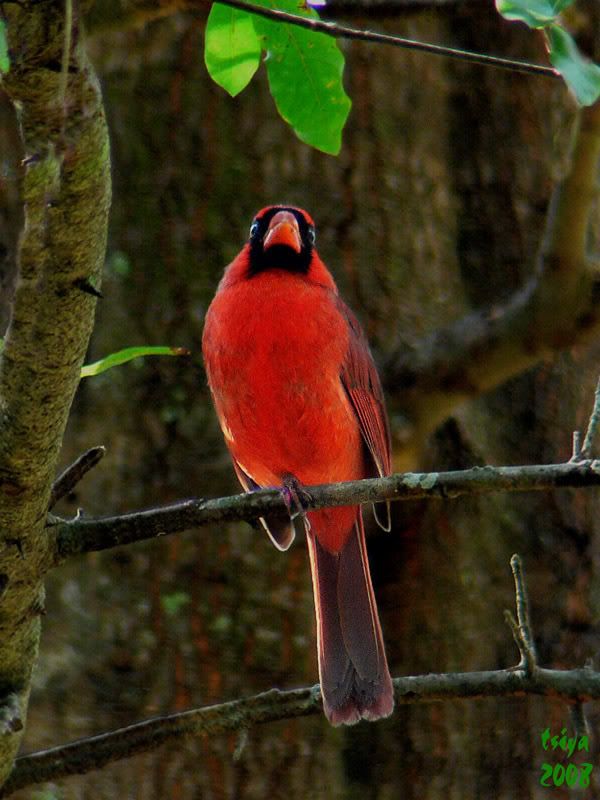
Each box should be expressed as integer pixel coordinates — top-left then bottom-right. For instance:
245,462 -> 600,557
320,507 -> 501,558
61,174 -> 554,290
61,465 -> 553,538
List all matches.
202,205 -> 394,724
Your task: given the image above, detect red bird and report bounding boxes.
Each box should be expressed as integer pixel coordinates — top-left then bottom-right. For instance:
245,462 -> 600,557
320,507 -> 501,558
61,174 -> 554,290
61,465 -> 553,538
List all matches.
202,206 -> 394,724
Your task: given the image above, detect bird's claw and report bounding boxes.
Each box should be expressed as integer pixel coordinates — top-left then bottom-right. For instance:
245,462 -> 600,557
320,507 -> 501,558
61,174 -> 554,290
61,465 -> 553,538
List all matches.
281,474 -> 313,529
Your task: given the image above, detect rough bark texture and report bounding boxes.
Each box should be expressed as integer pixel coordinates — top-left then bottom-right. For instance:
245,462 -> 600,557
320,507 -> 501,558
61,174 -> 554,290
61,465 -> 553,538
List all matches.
0,0 -> 111,787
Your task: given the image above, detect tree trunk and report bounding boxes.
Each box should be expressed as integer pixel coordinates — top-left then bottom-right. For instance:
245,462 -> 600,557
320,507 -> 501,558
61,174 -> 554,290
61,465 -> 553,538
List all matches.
0,0 -> 110,788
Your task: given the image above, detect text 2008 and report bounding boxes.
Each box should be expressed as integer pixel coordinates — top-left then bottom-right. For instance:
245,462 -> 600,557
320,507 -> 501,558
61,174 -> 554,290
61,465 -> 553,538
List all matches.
540,762 -> 593,788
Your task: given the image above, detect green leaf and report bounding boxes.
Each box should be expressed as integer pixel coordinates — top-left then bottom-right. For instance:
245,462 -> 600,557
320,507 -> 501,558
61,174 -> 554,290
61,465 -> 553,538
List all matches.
161,591 -> 190,617
254,2 -> 351,154
107,250 -> 132,277
203,0 -> 351,153
205,4 -> 262,96
545,24 -> 600,106
80,346 -> 190,378
0,20 -> 9,74
211,613 -> 232,634
495,0 -> 574,28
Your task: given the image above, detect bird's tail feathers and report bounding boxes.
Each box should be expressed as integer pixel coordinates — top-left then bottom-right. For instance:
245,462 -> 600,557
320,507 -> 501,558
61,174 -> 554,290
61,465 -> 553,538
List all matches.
307,511 -> 394,725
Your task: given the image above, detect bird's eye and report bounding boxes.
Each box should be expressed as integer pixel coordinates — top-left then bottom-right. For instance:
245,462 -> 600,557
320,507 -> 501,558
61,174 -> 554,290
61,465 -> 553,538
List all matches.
249,221 -> 260,239
307,226 -> 316,246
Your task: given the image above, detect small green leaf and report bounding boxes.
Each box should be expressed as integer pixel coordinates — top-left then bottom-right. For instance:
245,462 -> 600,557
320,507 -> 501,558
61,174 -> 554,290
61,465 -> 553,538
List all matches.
107,250 -> 132,277
545,24 -> 600,106
211,613 -> 232,634
0,21 -> 9,75
205,4 -> 262,96
80,346 -> 190,378
255,4 -> 351,154
161,591 -> 190,617
496,0 -> 574,28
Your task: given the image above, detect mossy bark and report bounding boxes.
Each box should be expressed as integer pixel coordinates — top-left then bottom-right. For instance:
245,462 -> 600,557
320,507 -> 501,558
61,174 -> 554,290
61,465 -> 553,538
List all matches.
0,1 -> 110,787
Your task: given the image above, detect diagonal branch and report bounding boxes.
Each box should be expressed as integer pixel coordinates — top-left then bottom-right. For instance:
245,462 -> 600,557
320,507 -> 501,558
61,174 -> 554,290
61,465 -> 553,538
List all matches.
49,460 -> 600,563
49,446 -> 106,510
385,102 -> 600,467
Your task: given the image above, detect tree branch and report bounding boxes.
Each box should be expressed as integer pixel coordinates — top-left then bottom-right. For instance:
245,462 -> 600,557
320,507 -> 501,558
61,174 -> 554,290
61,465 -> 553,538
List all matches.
3,663 -> 599,795
385,102 -> 600,467
50,460 -> 600,562
49,446 -> 106,510
504,554 -> 538,674
4,521 -> 595,797
582,376 -> 600,458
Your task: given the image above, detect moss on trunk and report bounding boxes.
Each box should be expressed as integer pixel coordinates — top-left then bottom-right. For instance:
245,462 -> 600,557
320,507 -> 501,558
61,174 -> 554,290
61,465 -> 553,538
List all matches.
0,1 -> 111,786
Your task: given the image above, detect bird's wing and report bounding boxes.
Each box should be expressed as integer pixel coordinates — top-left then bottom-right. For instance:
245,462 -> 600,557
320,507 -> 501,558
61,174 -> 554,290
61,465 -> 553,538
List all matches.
338,300 -> 392,530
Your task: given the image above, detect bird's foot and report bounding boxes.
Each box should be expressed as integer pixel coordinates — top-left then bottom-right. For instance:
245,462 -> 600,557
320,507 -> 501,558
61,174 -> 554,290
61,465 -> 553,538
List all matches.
281,473 -> 313,529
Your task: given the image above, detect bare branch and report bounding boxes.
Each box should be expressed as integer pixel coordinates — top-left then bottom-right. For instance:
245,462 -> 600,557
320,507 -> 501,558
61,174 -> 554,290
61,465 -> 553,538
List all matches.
505,555 -> 537,673
1,687 -> 318,796
3,663 -> 600,796
582,376 -> 600,458
49,460 -> 600,562
571,430 -> 583,462
49,446 -> 106,510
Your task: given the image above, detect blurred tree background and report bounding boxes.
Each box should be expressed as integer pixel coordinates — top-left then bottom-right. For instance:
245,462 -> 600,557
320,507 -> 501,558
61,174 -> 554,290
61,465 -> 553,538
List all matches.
6,0 -> 600,797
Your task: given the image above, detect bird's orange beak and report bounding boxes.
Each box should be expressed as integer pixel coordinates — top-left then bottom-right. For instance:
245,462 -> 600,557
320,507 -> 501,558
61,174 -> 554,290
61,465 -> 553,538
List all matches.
263,211 -> 302,253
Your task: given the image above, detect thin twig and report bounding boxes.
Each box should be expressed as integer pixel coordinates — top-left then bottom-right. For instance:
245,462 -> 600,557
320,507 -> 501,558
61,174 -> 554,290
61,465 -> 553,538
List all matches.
506,554 -> 537,673
203,0 -> 560,79
570,430 -> 582,462
582,376 -> 600,458
49,460 -> 600,563
49,446 -> 106,510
